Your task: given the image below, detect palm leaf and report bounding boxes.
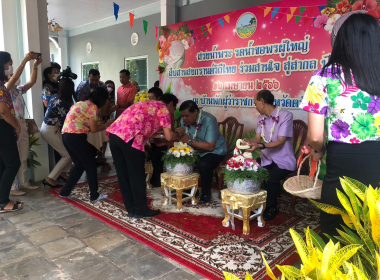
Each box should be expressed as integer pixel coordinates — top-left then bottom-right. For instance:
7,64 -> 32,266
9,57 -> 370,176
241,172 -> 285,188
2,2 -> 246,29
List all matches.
309,199 -> 354,229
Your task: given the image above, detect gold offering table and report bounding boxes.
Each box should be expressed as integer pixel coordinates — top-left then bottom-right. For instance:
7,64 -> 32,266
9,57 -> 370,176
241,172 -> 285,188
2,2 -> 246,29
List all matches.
160,172 -> 199,211
221,188 -> 267,235
145,162 -> 153,189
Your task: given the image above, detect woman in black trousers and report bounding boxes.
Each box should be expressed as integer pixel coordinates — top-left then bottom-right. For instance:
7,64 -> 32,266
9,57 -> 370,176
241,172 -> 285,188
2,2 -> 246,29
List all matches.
0,51 -> 34,212
59,87 -> 114,201
301,13 -> 380,238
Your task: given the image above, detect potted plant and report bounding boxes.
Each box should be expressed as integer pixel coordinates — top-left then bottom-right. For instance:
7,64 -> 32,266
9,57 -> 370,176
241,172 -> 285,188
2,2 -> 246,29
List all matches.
221,139 -> 269,194
162,141 -> 199,176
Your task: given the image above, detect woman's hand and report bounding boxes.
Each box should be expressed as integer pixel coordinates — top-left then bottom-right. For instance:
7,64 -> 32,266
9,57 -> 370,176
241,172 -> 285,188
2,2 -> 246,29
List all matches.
176,127 -> 185,137
22,52 -> 33,63
106,118 -> 115,128
311,149 -> 324,161
33,59 -> 42,67
14,120 -> 21,141
109,104 -> 119,113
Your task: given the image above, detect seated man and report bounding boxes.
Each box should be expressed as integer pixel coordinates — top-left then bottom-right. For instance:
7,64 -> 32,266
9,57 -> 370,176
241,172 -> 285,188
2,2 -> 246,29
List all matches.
178,101 -> 227,204
244,90 -> 296,221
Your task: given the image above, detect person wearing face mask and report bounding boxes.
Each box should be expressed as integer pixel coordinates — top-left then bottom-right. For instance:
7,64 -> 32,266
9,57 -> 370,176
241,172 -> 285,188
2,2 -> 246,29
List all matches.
42,63 -> 61,110
0,51 -> 35,213
75,69 -> 106,102
104,80 -> 115,119
7,58 -> 42,195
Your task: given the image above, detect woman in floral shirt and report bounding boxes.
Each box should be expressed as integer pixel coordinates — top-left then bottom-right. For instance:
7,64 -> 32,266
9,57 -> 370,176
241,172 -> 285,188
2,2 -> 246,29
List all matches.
106,94 -> 180,219
300,13 -> 380,238
59,87 -> 114,201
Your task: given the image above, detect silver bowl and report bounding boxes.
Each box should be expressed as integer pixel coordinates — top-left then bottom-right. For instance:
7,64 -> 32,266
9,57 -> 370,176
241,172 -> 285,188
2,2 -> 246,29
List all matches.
165,163 -> 193,176
227,179 -> 261,194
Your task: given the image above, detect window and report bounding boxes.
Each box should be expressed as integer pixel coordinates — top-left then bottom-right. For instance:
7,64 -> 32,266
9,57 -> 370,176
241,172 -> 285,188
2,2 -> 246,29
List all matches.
125,55 -> 148,90
81,61 -> 99,82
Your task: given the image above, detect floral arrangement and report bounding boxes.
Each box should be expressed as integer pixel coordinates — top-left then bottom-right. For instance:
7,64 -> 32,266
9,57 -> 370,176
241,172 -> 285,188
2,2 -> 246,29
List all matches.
162,141 -> 199,168
133,90 -> 149,103
221,139 -> 269,184
314,0 -> 380,32
157,24 -> 195,72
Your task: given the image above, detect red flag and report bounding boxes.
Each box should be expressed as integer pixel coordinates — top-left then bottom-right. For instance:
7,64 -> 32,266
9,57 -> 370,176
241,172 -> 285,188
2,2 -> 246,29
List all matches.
278,13 -> 286,21
155,26 -> 159,38
309,6 -> 317,16
231,11 -> 236,18
257,6 -> 264,14
129,12 -> 135,29
304,17 -> 312,26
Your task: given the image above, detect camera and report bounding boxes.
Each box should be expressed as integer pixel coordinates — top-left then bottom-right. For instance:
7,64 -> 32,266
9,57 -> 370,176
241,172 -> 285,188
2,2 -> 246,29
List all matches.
60,66 -> 77,80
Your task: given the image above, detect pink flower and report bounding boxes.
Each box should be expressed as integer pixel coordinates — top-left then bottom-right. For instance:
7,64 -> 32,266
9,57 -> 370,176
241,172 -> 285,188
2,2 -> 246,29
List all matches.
167,34 -> 178,43
159,35 -> 166,48
350,137 -> 360,144
353,0 -> 377,11
304,102 -> 320,114
187,37 -> 195,47
314,14 -> 329,28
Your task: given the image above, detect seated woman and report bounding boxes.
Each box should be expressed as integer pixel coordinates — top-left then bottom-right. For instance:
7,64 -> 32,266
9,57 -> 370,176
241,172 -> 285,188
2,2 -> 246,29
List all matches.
243,90 -> 296,221
40,77 -> 74,188
178,101 -> 227,204
59,87 -> 114,201
107,94 -> 180,219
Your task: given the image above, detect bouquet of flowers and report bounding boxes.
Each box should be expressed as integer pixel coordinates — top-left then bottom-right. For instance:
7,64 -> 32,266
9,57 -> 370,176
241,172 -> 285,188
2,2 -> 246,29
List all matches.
222,139 -> 269,184
133,90 -> 149,103
162,141 -> 199,168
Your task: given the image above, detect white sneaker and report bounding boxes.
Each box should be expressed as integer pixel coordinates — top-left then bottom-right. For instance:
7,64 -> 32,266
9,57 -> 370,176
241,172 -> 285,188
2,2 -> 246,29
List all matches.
10,190 -> 26,196
92,194 -> 108,201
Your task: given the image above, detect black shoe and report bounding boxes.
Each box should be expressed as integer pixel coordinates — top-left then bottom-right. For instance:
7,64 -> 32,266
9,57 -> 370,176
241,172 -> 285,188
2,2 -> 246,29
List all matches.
42,179 -> 63,189
263,206 -> 279,221
199,194 -> 211,204
127,212 -> 134,218
134,209 -> 161,219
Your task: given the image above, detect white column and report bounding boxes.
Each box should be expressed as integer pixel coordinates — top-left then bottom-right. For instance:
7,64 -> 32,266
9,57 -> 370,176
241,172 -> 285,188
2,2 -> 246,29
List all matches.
57,30 -> 69,69
20,0 -> 50,181
161,0 -> 176,26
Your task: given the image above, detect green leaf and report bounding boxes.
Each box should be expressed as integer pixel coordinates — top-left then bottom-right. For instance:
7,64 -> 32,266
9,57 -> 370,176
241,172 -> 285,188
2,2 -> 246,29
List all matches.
177,24 -> 190,35
304,228 -> 326,251
165,81 -> 172,94
221,167 -> 270,184
159,26 -> 174,38
342,177 -> 367,201
162,153 -> 199,168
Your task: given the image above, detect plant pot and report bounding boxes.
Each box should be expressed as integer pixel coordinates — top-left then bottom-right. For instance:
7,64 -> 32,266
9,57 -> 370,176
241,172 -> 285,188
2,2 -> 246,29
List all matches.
227,179 -> 261,194
165,163 -> 193,176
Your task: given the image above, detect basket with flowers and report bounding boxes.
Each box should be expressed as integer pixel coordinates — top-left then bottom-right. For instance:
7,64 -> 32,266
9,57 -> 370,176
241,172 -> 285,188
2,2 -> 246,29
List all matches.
221,139 -> 269,194
162,142 -> 199,176
133,90 -> 150,103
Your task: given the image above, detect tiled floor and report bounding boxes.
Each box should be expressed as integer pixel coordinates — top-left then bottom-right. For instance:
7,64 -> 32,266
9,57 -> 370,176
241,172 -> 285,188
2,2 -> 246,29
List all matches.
0,155 -> 206,280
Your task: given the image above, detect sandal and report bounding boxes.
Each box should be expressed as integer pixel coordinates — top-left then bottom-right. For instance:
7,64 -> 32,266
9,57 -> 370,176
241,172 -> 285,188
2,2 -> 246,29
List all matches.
0,201 -> 23,213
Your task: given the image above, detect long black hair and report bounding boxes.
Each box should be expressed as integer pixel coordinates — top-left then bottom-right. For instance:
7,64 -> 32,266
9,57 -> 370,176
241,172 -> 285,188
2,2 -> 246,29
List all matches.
58,78 -> 75,105
0,51 -> 11,82
323,13 -> 380,96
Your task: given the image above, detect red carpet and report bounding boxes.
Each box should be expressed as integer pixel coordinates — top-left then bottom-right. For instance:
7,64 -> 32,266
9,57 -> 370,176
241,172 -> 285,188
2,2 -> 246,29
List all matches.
50,176 -> 320,280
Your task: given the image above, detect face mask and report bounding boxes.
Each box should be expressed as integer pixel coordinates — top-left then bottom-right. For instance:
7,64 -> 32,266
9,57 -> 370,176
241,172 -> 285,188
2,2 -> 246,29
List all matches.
53,73 -> 60,81
107,87 -> 113,93
4,65 -> 13,76
14,79 -> 21,86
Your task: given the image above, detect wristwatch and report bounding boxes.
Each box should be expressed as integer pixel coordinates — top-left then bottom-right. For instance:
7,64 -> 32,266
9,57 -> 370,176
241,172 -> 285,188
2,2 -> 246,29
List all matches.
188,139 -> 193,146
261,143 -> 266,150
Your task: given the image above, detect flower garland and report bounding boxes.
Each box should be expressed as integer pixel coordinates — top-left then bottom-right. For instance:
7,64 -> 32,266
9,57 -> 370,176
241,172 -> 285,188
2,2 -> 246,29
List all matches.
185,110 -> 202,139
260,107 -> 281,143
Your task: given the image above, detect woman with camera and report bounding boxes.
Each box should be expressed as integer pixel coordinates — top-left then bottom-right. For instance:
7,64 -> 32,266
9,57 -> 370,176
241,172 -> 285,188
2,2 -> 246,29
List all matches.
40,77 -> 75,188
7,57 -> 42,195
59,87 -> 114,201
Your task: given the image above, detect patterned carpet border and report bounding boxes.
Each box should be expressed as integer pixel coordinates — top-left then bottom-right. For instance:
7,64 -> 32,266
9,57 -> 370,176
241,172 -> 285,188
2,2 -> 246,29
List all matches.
49,176 -> 320,280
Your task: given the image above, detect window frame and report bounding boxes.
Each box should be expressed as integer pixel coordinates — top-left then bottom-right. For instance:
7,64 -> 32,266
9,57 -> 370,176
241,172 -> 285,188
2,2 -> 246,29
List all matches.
124,55 -> 149,90
81,61 -> 100,82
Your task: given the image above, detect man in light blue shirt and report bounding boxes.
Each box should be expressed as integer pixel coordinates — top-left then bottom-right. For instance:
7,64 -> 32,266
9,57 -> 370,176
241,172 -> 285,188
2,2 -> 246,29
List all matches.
178,101 -> 227,203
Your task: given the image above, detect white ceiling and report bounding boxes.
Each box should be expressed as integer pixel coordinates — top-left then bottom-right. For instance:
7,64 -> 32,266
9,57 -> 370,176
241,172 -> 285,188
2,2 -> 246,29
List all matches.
47,0 -> 160,30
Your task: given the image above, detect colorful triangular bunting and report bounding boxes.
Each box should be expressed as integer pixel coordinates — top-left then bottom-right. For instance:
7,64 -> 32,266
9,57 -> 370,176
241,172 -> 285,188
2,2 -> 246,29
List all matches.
143,20 -> 148,35
129,12 -> 134,28
278,13 -> 286,21
319,5 -> 326,13
218,18 -> 224,27
231,11 -> 236,18
264,7 -> 272,17
304,17 -> 311,25
201,26 -> 207,37
287,14 -> 293,23
295,15 -> 302,24
155,26 -> 159,38
290,7 -> 297,15
271,7 -> 280,19
224,15 -> 230,23
300,7 -> 306,15
113,2 -> 119,21
309,6 -> 316,15
208,27 -> 212,35
206,23 -> 211,30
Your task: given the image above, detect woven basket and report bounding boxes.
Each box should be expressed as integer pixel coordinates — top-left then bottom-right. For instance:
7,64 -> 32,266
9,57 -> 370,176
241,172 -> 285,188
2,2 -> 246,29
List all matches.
283,154 -> 322,199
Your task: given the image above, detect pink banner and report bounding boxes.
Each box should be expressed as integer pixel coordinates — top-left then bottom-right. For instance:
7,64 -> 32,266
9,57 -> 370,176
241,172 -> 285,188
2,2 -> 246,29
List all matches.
159,0 -> 332,131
